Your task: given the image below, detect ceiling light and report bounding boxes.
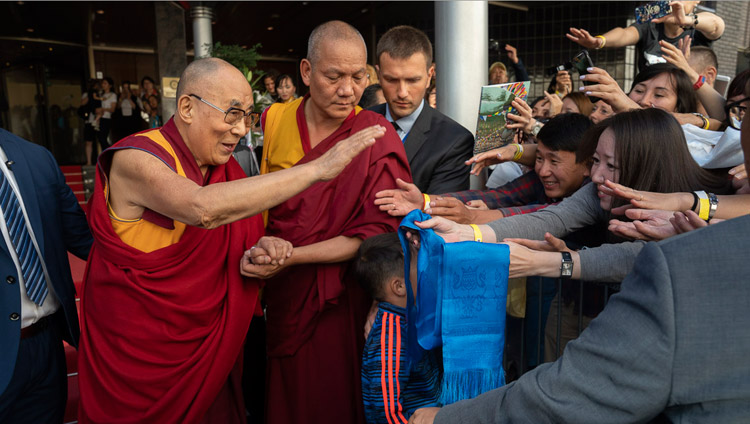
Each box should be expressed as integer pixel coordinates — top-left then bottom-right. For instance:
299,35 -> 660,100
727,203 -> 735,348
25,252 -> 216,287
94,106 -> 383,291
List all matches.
48,47 -> 53,51
267,26 -> 274,31
288,48 -> 294,52
20,45 -> 25,49
26,28 -> 34,33
96,9 -> 104,14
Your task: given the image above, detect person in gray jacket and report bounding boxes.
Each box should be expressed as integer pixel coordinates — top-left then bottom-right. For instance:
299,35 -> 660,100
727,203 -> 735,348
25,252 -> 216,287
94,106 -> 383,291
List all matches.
408,86 -> 750,424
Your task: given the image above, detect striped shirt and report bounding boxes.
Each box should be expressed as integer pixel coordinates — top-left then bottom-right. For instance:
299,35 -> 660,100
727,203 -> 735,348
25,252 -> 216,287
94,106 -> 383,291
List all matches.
362,302 -> 442,424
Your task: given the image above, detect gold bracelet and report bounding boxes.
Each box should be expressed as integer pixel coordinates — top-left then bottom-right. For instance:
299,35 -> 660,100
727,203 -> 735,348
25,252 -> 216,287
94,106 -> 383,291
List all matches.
423,193 -> 431,210
595,35 -> 606,49
469,224 -> 483,242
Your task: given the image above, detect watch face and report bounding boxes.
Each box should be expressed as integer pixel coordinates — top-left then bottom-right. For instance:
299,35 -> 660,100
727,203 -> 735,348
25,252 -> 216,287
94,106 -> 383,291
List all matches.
561,262 -> 573,277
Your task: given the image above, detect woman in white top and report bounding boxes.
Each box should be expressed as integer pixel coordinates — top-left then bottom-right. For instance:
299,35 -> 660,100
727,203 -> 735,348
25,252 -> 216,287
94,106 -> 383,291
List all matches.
96,77 -> 117,154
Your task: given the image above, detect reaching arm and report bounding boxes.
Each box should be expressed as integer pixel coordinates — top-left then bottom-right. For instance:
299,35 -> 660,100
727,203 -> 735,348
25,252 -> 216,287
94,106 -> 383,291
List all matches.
109,125 -> 385,229
566,26 -> 640,50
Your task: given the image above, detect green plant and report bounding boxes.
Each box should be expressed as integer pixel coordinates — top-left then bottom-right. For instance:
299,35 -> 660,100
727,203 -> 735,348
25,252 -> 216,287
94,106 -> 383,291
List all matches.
209,42 -> 265,91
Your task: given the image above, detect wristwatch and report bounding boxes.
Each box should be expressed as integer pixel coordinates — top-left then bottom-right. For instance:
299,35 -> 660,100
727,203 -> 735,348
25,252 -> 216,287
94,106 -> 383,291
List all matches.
560,251 -> 573,279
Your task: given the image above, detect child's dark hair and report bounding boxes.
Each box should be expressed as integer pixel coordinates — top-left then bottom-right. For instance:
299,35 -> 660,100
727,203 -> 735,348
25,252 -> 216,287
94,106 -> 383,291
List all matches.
352,232 -> 404,301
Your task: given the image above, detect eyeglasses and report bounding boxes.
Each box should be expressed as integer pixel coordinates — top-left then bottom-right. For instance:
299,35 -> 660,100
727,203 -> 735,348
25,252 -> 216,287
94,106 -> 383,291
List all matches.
189,94 -> 260,128
725,96 -> 749,130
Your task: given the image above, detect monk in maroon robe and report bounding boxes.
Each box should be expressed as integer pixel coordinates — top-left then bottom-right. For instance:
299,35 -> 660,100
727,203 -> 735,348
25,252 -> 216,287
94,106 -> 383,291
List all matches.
244,21 -> 412,424
77,57 -> 387,424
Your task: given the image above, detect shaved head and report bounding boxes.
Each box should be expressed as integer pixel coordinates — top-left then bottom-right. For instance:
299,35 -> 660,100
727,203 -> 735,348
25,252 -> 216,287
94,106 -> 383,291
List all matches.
176,57 -> 247,100
307,20 -> 366,67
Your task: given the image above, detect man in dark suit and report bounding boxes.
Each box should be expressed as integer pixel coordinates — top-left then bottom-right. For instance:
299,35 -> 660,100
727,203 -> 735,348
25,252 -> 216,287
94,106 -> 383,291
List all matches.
371,25 -> 474,194
0,128 -> 92,422
410,83 -> 750,423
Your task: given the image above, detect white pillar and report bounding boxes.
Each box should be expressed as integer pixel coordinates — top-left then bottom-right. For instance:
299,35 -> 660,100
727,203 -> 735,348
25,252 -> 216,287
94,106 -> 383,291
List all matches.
435,1 -> 488,189
191,6 -> 214,58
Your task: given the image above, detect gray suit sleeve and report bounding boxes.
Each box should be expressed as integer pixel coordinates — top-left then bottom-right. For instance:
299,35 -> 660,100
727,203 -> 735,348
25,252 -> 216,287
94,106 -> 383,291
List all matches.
435,242 -> 675,423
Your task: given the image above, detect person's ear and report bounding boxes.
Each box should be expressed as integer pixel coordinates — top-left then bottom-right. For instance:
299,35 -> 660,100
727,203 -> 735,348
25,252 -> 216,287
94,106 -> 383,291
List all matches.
300,59 -> 312,87
426,63 -> 435,88
706,67 -> 717,86
177,95 -> 193,124
390,277 -> 407,297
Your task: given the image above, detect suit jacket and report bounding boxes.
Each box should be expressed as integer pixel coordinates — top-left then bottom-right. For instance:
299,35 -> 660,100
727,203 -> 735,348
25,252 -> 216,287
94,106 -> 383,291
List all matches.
0,129 -> 92,395
437,214 -> 750,423
370,103 -> 474,194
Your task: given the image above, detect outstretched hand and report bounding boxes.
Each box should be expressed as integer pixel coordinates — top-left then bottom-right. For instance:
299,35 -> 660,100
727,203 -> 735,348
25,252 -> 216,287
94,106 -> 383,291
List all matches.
566,27 -> 602,50
413,216 -> 472,243
603,180 -> 692,215
374,178 -> 423,217
317,125 -> 385,181
465,143 -> 519,176
504,232 -> 571,253
608,209 -> 677,241
425,196 -> 477,224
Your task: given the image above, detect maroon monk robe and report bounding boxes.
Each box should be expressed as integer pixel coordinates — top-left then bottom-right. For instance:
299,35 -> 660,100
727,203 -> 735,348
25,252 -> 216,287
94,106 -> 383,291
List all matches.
264,102 -> 412,424
78,118 -> 264,424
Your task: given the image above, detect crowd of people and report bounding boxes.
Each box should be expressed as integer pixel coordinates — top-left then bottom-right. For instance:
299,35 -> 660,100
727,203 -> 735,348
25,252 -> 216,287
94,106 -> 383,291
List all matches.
2,1 -> 750,424
78,76 -> 162,165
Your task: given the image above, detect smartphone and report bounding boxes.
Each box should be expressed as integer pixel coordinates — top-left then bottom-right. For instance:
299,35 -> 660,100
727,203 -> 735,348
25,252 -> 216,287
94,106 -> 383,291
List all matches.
572,50 -> 595,84
635,1 -> 672,24
714,75 -> 730,98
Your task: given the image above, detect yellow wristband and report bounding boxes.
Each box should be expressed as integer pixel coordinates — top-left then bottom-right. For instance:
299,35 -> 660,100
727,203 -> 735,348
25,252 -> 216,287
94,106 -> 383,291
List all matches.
698,198 -> 710,220
695,191 -> 710,220
423,193 -> 431,210
512,144 -> 524,161
702,116 -> 710,130
595,35 -> 606,49
470,224 -> 483,242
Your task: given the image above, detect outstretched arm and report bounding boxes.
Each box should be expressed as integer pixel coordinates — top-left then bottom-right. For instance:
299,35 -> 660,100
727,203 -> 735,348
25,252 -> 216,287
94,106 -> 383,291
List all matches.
566,26 -> 640,49
109,125 -> 386,229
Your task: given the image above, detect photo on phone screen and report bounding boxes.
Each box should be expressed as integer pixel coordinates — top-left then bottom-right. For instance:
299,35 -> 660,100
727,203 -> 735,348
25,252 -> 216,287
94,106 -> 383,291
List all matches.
635,1 -> 672,24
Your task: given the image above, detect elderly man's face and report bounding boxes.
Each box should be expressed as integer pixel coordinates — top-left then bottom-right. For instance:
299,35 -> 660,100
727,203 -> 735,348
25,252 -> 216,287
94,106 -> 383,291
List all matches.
187,67 -> 253,170
302,38 -> 367,121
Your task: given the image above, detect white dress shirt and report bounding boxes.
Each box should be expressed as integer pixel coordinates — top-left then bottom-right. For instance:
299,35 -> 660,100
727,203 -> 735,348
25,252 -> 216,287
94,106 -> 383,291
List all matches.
0,147 -> 59,328
385,99 -> 425,142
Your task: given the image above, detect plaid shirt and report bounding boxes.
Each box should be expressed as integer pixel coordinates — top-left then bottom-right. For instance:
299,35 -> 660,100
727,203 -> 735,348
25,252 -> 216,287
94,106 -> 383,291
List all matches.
443,170 -> 555,217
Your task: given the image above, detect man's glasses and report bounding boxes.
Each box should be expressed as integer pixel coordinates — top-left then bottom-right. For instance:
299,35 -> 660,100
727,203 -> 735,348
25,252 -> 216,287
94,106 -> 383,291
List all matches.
725,96 -> 749,130
189,94 -> 260,128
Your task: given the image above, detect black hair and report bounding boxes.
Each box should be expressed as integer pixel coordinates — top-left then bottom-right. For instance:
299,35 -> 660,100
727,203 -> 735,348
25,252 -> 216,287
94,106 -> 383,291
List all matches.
537,112 -> 592,161
274,74 -> 295,90
352,232 -> 404,301
630,63 -> 697,113
102,76 -> 114,88
141,76 -> 155,87
358,84 -> 384,109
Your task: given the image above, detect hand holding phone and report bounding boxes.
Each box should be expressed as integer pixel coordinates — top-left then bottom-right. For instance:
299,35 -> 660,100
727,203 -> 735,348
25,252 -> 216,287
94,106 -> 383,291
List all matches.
635,1 -> 672,24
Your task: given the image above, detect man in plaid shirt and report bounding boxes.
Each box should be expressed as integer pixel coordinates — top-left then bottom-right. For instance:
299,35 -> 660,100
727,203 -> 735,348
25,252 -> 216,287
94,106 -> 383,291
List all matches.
376,113 -> 593,224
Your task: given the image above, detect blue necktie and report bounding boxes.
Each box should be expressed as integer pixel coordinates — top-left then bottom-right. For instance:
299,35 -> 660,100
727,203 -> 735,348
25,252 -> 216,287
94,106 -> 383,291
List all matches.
0,169 -> 47,305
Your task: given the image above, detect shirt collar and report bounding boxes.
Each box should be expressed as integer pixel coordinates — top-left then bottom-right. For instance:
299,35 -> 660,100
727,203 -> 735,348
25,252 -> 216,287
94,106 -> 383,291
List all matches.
385,99 -> 425,139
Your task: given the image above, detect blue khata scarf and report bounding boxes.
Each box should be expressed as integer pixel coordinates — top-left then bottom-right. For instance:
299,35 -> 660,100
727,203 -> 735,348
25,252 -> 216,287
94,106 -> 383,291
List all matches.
398,210 -> 510,405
